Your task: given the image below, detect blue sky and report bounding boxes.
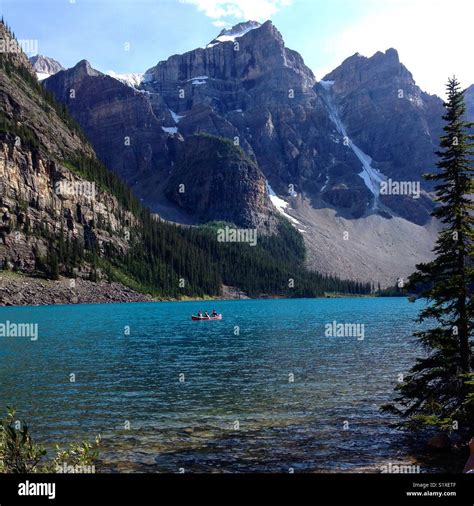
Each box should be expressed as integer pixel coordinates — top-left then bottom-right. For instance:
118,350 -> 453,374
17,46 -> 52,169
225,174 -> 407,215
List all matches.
1,0 -> 473,97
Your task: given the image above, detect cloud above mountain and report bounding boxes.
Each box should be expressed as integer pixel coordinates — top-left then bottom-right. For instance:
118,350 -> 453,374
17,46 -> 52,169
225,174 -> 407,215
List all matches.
180,0 -> 293,25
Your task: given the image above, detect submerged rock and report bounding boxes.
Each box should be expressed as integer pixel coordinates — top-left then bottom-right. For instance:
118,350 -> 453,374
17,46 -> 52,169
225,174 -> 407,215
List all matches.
427,433 -> 451,451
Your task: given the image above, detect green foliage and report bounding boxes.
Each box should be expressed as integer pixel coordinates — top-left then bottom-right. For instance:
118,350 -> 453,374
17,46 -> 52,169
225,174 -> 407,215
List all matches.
383,77 -> 474,435
0,408 -> 46,473
0,41 -> 85,142
192,132 -> 249,161
0,110 -> 40,151
0,408 -> 100,473
50,437 -> 101,472
64,154 -> 142,216
47,153 -> 370,298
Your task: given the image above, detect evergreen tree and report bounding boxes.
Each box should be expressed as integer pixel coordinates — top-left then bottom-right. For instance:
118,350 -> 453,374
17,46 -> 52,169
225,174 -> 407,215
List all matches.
384,77 -> 473,434
47,246 -> 59,281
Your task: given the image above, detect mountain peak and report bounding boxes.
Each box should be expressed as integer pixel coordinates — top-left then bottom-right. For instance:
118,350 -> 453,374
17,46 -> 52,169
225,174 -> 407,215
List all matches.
71,59 -> 101,78
384,47 -> 399,60
217,20 -> 261,38
324,47 -> 407,86
337,48 -> 400,68
370,48 -> 400,64
29,54 -> 64,80
208,20 -> 262,46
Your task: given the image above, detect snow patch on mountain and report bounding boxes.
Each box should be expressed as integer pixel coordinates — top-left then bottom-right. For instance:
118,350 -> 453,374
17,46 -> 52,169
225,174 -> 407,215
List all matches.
187,75 -> 209,81
320,174 -> 329,192
266,182 -> 301,225
185,75 -> 209,85
36,72 -> 51,81
207,21 -> 261,48
319,79 -> 334,90
169,110 -> 185,123
319,80 -> 387,210
106,71 -> 144,88
162,126 -> 178,135
142,71 -> 154,83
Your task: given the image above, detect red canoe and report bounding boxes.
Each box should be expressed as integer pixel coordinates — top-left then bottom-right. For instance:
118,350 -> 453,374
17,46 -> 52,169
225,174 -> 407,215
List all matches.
191,314 -> 222,321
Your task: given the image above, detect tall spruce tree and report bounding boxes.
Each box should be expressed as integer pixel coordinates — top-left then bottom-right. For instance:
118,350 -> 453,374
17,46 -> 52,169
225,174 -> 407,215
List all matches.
384,77 -> 473,434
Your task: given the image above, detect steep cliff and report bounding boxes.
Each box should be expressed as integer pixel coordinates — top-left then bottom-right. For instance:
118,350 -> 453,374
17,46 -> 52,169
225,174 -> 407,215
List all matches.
44,56 -> 278,228
0,22 -> 138,284
38,20 -> 455,285
1,20 -> 367,299
43,21 -> 446,225
165,134 -> 278,228
322,49 -> 444,224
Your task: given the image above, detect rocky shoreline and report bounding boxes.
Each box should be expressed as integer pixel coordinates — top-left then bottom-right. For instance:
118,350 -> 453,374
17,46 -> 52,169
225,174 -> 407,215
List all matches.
0,274 -> 368,307
0,274 -> 255,307
0,272 -> 153,306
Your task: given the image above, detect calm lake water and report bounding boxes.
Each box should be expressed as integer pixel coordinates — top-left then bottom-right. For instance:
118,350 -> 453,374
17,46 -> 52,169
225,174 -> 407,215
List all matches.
0,297 -> 434,472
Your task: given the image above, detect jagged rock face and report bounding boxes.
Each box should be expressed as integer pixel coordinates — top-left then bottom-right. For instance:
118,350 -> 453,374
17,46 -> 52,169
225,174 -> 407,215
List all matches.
44,59 -> 278,229
0,23 -> 35,78
41,20 -> 446,227
324,49 -> 444,180
29,54 -> 64,79
142,24 -> 444,225
44,60 -> 172,186
165,135 -> 278,229
147,21 -> 315,89
0,135 -> 133,274
323,49 -> 443,224
0,34 -> 135,276
44,21 -> 342,217
143,20 -> 330,199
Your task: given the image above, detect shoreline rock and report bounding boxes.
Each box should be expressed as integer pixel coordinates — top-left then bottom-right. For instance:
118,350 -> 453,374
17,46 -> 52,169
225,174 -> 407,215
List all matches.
0,272 -> 152,307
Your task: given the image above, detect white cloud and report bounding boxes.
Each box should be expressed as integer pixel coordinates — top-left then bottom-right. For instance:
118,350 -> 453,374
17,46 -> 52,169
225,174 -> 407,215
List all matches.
180,0 -> 293,23
314,0 -> 474,98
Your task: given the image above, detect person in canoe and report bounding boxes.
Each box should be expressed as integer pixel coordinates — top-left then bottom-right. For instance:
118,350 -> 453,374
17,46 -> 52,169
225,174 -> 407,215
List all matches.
197,310 -> 202,317
212,309 -> 218,317
204,311 -> 209,317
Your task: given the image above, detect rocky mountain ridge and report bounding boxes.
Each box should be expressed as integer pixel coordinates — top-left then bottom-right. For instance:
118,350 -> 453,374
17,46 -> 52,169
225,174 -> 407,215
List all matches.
42,58 -> 277,229
43,21 -> 451,222
4,20 -> 362,301
37,20 -> 473,285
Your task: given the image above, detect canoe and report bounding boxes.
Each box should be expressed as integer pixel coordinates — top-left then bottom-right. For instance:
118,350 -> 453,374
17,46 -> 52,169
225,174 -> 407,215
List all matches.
191,314 -> 222,321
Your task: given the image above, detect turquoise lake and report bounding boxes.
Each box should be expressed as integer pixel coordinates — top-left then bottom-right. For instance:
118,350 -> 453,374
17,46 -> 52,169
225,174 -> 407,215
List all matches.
0,297 -> 434,472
